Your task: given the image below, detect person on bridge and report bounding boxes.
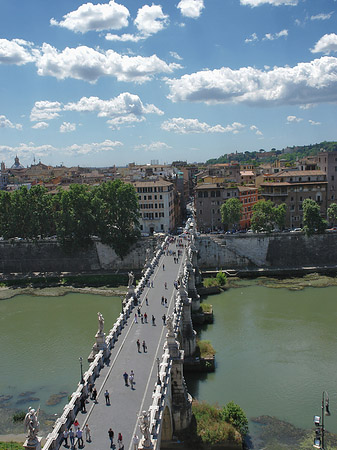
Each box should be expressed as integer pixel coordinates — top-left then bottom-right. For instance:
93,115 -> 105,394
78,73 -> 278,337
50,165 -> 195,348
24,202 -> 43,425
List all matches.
104,389 -> 110,405
142,340 -> 147,352
76,428 -> 83,448
108,428 -> 114,447
152,315 -> 156,326
92,388 -> 97,403
134,314 -> 138,324
133,434 -> 139,450
130,371 -> 135,389
123,371 -> 129,386
164,282 -> 167,289
69,428 -> 75,448
144,312 -> 147,323
163,264 -> 165,270
118,432 -> 123,450
162,314 -> 166,325
62,428 -> 68,447
137,339 -> 141,352
145,297 -> 148,305
85,424 -> 91,442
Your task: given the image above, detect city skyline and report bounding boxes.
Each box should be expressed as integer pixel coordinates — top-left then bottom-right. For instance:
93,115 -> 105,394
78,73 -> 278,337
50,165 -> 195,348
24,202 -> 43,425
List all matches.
0,0 -> 337,168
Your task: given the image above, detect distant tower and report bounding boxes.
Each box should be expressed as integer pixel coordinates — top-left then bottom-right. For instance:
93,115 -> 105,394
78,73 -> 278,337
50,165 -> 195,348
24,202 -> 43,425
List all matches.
0,161 -> 8,190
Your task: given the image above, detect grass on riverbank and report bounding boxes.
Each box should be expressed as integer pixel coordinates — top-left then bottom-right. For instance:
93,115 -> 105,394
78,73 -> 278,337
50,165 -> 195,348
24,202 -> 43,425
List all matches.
199,303 -> 212,313
190,401 -> 242,446
0,442 -> 24,450
196,340 -> 216,358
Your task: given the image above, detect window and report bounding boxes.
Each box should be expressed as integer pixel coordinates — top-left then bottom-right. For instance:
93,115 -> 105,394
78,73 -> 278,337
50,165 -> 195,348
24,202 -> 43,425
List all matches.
148,195 -> 152,200
227,192 -> 230,197
204,191 -> 208,197
144,195 -> 146,200
198,191 -> 203,198
332,176 -> 334,181
199,210 -> 202,215
211,191 -> 215,197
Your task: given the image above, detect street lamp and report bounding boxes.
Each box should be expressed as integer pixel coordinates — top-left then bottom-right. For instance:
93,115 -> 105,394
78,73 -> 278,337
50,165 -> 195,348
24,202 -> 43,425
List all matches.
313,391 -> 330,449
156,357 -> 161,385
79,357 -> 84,385
121,297 -> 124,313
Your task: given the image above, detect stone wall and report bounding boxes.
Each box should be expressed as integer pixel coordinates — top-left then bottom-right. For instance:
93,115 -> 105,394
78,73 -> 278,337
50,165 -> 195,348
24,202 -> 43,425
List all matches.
0,237 -> 158,274
196,233 -> 337,270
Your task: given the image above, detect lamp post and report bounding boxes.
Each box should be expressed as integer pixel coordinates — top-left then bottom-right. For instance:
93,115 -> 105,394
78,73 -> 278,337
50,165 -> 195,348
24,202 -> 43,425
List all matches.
313,391 -> 330,449
156,357 -> 161,385
121,297 -> 124,313
79,357 -> 84,385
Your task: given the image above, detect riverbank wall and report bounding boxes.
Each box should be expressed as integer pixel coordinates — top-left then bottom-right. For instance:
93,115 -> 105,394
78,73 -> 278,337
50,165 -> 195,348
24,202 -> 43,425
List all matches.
197,232 -> 337,272
0,233 -> 337,276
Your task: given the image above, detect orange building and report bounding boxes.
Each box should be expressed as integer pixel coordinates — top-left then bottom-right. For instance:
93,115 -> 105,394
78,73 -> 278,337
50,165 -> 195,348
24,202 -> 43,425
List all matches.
238,186 -> 258,229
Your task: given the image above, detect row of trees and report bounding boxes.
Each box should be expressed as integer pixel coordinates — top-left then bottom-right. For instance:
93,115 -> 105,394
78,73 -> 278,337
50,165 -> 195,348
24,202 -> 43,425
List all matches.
220,198 -> 337,235
0,180 -> 140,257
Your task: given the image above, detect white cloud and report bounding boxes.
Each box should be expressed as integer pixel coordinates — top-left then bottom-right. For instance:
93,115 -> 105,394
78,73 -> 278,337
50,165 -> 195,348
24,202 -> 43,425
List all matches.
170,51 -> 183,61
50,1 -> 129,33
311,12 -> 334,21
0,38 -> 35,65
309,119 -> 321,125
161,117 -> 240,134
30,101 -> 62,122
311,34 -> 337,54
223,122 -> 245,134
105,33 -> 145,42
32,122 -> 49,129
134,4 -> 168,36
177,0 -> 204,18
263,29 -> 288,40
135,141 -> 172,152
166,56 -> 337,107
0,142 -> 56,162
250,125 -> 263,135
64,93 -> 163,129
68,140 -> 123,155
240,0 -> 297,6
60,122 -> 76,133
35,43 -> 181,83
0,115 -> 22,129
287,115 -> 302,123
245,33 -> 258,43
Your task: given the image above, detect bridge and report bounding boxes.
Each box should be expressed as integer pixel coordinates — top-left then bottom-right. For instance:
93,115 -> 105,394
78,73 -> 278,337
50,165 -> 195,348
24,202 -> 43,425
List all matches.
41,232 -> 201,450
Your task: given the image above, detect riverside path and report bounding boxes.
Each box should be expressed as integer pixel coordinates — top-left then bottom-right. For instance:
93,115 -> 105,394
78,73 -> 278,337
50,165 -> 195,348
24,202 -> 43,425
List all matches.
72,238 -> 186,450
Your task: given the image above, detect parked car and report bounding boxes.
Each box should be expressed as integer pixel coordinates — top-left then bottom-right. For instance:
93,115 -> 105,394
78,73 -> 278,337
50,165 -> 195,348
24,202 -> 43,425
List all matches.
290,228 -> 302,233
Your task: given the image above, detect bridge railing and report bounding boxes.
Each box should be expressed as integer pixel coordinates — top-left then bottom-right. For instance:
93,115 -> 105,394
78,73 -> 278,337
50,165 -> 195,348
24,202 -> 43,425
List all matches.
42,236 -> 170,450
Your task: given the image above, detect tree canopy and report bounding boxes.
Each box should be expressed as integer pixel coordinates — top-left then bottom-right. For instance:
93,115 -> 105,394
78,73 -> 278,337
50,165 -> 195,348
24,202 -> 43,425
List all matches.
220,198 -> 242,230
302,199 -> 327,236
0,180 -> 140,257
251,200 -> 286,232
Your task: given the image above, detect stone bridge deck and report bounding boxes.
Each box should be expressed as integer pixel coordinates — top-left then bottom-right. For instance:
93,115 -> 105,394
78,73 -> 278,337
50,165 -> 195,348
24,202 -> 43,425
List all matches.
72,240 -> 185,450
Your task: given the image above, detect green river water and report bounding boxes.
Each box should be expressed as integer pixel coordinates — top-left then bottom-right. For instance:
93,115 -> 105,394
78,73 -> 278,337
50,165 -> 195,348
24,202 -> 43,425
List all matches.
1,283 -> 337,448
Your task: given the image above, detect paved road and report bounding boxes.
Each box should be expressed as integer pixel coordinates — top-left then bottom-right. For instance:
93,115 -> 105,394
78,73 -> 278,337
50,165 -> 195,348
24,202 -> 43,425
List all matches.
71,239 -> 186,450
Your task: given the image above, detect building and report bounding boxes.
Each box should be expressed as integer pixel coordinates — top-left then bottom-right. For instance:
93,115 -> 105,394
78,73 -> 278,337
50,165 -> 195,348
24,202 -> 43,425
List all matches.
260,170 -> 327,228
194,183 -> 239,232
315,150 -> 337,207
133,178 -> 176,234
238,186 -> 259,229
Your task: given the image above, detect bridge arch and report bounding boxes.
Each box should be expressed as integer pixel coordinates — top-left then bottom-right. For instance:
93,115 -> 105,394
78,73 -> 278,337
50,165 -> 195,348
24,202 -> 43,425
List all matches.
161,405 -> 173,442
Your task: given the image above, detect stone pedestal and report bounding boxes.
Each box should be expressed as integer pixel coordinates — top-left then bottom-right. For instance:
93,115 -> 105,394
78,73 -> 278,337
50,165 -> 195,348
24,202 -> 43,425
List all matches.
88,331 -> 107,362
23,437 -> 42,450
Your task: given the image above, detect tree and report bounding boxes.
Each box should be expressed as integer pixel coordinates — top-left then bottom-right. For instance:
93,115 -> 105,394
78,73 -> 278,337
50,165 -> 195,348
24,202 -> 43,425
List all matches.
327,203 -> 337,225
251,200 -> 286,232
92,180 -> 140,257
222,401 -> 248,437
302,199 -> 327,235
221,198 -> 242,230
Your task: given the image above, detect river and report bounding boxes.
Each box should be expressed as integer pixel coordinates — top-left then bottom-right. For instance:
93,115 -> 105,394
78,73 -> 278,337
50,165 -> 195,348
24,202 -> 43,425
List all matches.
1,284 -> 337,447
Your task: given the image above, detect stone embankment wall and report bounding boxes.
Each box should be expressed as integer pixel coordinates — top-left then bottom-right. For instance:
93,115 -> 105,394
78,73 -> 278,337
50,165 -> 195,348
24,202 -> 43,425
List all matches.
0,237 -> 158,274
197,233 -> 337,270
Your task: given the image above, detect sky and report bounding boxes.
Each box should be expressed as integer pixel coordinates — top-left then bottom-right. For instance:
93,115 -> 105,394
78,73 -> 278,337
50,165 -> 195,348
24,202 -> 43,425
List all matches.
0,0 -> 337,168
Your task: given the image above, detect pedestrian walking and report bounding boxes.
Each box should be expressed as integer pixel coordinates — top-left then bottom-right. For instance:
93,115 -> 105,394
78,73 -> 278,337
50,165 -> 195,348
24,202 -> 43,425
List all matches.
137,307 -> 141,316
69,428 -> 75,448
134,314 -> 138,324
104,389 -> 110,405
165,298 -> 168,307
73,419 -> 80,428
162,314 -> 166,325
62,428 -> 69,447
164,282 -> 167,289
80,396 -> 86,413
142,340 -> 147,352
161,296 -> 164,305
76,428 -> 83,448
163,264 -> 165,271
85,424 -> 91,442
108,428 -> 114,447
144,312 -> 148,323
145,297 -> 148,306
141,314 -> 144,324
130,373 -> 135,389
123,371 -> 129,386
137,339 -> 141,352
92,387 -> 97,402
152,315 -> 156,326
151,281 -> 154,288
133,434 -> 139,450
118,432 -> 123,450
88,383 -> 93,397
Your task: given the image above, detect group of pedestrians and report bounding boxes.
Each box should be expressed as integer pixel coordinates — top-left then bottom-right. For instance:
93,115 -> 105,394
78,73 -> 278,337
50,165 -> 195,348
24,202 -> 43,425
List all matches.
123,370 -> 135,389
136,338 -> 147,353
108,429 -> 124,449
62,423 -> 91,448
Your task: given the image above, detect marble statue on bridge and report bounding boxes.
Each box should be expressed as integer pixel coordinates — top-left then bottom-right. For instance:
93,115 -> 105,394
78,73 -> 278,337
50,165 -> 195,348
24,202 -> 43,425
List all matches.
24,407 -> 41,448
139,410 -> 152,449
97,312 -> 104,334
128,271 -> 135,287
